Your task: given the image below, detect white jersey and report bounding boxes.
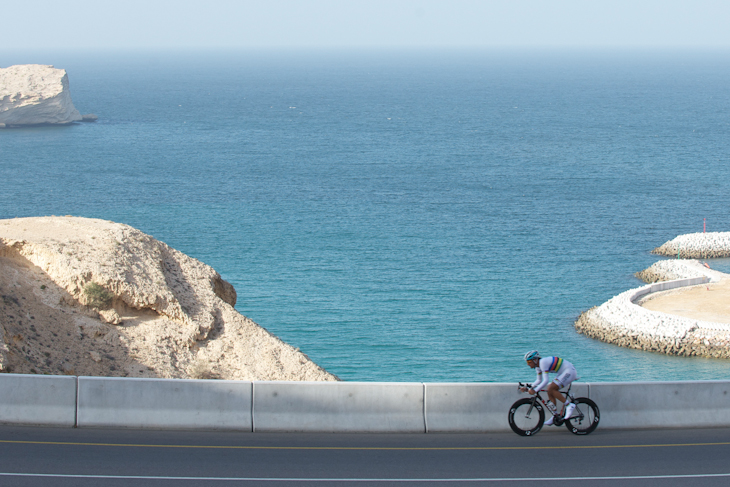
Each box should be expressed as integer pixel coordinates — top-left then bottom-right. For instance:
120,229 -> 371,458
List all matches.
532,356 -> 577,392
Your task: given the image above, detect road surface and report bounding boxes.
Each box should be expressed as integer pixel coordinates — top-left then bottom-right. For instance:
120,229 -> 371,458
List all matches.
1,425 -> 730,485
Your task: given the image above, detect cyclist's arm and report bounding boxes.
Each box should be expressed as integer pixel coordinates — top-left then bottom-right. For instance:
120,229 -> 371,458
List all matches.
531,370 -> 549,393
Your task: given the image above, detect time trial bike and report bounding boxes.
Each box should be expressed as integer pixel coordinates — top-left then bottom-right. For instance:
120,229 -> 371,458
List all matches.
508,382 -> 599,436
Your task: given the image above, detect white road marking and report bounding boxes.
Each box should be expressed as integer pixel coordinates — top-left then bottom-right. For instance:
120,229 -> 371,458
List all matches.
1,472 -> 730,482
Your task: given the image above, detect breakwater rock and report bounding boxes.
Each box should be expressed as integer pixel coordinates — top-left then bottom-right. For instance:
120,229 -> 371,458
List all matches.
653,232 -> 730,259
0,216 -> 337,381
0,65 -> 82,126
635,258 -> 724,283
575,258 -> 730,359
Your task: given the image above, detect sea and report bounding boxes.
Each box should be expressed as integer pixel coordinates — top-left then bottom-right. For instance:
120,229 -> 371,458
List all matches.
2,49 -> 730,383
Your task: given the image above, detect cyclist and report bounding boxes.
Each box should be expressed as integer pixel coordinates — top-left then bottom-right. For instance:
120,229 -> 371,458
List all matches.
520,350 -> 577,425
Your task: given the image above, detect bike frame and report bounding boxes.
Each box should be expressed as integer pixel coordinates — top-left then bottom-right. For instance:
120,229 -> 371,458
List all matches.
518,382 -> 580,426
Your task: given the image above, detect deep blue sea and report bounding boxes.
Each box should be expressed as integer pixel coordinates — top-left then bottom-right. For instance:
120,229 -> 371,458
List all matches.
3,49 -> 730,382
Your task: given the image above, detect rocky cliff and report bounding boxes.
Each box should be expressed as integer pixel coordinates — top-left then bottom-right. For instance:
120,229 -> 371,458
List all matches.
0,216 -> 337,381
0,65 -> 82,126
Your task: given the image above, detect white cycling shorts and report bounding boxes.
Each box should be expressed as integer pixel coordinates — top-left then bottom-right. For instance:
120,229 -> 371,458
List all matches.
552,365 -> 578,389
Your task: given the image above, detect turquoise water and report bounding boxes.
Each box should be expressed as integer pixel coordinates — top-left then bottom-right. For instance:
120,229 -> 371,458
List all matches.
2,49 -> 730,382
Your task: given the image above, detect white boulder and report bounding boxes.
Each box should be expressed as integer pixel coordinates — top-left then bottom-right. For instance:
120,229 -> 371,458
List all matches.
0,64 -> 82,125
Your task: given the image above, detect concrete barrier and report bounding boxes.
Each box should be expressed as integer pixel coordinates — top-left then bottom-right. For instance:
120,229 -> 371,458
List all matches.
0,374 -> 77,426
587,380 -> 730,429
253,381 -> 425,432
77,377 -> 253,430
630,276 -> 710,302
425,382 -> 589,432
5,374 -> 730,432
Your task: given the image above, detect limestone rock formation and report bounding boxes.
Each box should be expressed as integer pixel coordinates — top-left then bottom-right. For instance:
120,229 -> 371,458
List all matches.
0,65 -> 83,125
0,216 -> 337,381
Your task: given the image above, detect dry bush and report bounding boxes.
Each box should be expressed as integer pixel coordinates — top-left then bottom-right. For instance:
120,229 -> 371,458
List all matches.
83,282 -> 113,310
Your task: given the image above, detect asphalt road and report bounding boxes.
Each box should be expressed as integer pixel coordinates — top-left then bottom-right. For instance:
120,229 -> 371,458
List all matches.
1,425 -> 730,486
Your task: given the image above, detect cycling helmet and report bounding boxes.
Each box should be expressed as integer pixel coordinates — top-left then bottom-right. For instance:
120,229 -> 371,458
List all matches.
524,350 -> 540,361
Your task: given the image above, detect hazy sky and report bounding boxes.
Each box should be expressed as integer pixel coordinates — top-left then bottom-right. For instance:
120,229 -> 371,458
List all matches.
6,0 -> 730,50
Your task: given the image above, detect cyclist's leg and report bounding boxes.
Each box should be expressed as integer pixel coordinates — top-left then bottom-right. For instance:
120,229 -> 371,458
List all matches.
546,382 -> 567,409
552,366 -> 578,414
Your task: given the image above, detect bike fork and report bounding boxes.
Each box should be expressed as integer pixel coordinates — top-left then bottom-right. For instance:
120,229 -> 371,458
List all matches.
525,400 -> 536,417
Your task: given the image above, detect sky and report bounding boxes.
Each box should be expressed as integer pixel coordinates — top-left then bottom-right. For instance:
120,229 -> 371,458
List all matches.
4,0 -> 730,50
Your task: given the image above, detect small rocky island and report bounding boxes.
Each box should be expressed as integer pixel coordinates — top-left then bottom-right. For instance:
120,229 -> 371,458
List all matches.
0,217 -> 337,380
576,232 -> 730,359
0,64 -> 94,127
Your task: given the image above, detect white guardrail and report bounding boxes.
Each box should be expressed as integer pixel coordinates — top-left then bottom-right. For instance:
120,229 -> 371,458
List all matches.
2,374 -> 730,431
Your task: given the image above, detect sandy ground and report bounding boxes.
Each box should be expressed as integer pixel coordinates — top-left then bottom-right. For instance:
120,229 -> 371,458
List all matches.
639,279 -> 730,324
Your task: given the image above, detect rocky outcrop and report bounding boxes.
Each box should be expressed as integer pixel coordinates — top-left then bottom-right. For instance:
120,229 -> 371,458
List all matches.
0,216 -> 337,381
0,65 -> 82,125
653,232 -> 730,259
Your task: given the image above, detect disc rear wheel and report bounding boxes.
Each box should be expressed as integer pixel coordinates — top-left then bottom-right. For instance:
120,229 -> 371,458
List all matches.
564,398 -> 600,435
508,398 -> 545,436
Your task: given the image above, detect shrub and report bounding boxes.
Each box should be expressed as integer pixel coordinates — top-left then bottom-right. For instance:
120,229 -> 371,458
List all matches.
83,282 -> 113,310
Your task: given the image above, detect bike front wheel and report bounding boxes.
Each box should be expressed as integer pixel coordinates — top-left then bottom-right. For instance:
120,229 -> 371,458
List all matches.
564,397 -> 600,435
508,398 -> 545,436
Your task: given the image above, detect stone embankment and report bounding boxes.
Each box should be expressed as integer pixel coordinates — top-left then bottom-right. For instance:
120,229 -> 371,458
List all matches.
0,217 -> 337,381
576,234 -> 730,359
653,232 -> 730,259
